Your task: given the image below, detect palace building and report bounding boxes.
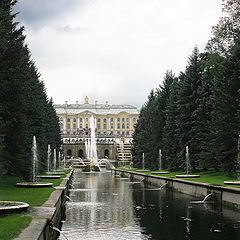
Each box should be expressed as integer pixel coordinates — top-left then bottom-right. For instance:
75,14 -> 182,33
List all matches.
54,97 -> 139,162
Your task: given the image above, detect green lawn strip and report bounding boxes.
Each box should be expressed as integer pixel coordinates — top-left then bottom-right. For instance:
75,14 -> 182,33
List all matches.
118,167 -> 239,188
0,169 -> 70,240
0,214 -> 32,240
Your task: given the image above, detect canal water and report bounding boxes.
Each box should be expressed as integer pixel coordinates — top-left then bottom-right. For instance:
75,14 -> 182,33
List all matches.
59,171 -> 240,240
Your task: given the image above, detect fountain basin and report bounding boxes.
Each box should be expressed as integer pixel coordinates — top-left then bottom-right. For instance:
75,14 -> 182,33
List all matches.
46,172 -> 65,175
16,182 -> 53,188
175,175 -> 200,178
37,175 -> 61,179
0,201 -> 29,214
151,172 -> 169,174
224,181 -> 240,185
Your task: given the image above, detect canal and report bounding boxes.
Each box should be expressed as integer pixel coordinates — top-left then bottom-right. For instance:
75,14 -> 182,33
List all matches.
59,171 -> 240,240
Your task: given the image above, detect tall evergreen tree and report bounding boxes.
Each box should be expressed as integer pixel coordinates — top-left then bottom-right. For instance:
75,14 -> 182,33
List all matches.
176,47 -> 203,171
210,36 -> 240,174
162,77 -> 181,170
0,0 -> 62,180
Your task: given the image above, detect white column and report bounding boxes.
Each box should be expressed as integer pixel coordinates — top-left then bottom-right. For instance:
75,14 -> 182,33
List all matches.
83,118 -> 85,127
107,118 -> 111,134
63,117 -> 67,131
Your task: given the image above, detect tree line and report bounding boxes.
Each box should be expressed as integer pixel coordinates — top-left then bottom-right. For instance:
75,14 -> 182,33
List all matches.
0,0 -> 61,180
132,0 -> 240,175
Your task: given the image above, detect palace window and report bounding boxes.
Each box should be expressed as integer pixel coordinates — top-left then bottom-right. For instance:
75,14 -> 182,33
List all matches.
122,123 -> 125,129
110,124 -> 114,129
79,118 -> 82,122
117,123 -> 120,129
79,124 -> 83,128
103,118 -> 107,123
97,118 -> 101,122
73,124 -> 76,129
67,124 -> 70,129
67,118 -> 70,122
103,124 -> 107,129
86,118 -> 89,122
97,124 -> 101,129
117,131 -> 120,135
126,118 -> 129,122
122,118 -> 125,122
126,131 -> 130,135
126,124 -> 129,129
86,124 -> 89,128
110,118 -> 114,122
122,131 -> 125,135
117,118 -> 120,122
73,118 -> 76,122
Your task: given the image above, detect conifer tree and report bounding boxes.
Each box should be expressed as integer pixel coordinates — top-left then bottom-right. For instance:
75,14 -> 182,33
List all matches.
176,47 -> 203,171
210,36 -> 240,174
0,0 -> 62,180
162,77 -> 181,170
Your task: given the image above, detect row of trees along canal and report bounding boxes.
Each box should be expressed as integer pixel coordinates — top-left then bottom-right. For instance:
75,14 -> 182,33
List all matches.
132,0 -> 240,175
0,0 -> 61,180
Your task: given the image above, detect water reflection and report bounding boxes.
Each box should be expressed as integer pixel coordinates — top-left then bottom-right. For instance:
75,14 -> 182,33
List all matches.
59,171 -> 240,240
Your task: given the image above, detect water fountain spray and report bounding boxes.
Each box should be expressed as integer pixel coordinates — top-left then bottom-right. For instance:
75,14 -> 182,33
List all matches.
58,151 -> 61,167
53,149 -> 57,170
47,144 -> 51,172
186,146 -> 190,174
89,115 -> 98,163
159,149 -> 162,171
32,136 -> 37,182
142,153 -> 145,170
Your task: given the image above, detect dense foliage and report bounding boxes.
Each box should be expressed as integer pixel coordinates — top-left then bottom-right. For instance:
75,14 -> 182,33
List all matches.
132,0 -> 240,174
0,0 -> 61,180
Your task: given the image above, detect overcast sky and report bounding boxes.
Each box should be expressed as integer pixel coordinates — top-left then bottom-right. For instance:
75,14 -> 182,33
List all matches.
15,0 -> 222,108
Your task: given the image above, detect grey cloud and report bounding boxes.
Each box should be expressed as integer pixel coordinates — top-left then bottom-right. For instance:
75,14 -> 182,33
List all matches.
15,0 -> 87,30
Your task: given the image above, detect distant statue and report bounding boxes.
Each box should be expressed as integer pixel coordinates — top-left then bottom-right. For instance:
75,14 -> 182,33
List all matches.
84,96 -> 89,104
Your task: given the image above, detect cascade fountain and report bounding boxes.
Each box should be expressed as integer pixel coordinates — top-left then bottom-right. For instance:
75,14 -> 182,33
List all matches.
79,115 -> 115,171
16,136 -> 53,187
89,115 -> 98,163
80,115 -> 100,171
224,134 -> 240,185
176,146 -> 200,178
119,141 -> 125,161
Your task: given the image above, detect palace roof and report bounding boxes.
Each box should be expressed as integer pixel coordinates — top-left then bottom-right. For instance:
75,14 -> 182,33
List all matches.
54,103 -> 139,115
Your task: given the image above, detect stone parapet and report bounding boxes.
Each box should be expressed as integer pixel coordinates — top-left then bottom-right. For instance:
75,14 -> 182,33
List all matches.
15,171 -> 73,240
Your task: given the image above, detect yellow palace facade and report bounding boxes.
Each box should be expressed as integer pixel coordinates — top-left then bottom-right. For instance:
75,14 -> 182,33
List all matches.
54,97 -> 139,161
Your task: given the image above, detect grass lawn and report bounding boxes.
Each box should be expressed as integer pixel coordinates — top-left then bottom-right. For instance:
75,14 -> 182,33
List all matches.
0,169 -> 70,240
118,166 -> 240,187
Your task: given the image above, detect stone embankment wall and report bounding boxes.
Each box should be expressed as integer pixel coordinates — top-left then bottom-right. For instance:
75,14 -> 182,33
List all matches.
113,169 -> 240,209
15,171 -> 73,240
